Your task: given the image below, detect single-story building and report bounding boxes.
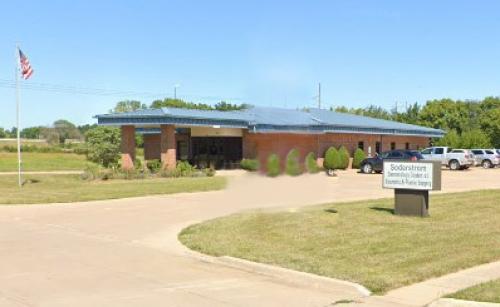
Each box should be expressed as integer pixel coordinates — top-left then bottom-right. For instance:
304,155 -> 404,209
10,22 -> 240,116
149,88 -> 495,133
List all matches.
95,106 -> 444,170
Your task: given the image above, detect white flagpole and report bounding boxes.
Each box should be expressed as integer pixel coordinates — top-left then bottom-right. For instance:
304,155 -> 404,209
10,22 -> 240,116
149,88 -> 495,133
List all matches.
15,45 -> 22,188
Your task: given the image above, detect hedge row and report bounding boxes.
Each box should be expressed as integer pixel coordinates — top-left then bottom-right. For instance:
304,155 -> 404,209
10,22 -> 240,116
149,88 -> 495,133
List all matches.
242,147 -> 367,177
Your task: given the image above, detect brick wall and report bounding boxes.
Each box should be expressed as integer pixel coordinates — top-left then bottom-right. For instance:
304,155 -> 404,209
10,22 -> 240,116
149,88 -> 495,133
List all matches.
143,135 -> 161,160
243,132 -> 430,170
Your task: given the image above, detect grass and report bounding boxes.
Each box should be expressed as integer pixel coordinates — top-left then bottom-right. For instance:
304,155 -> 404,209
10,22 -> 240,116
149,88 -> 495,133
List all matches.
447,279 -> 500,303
179,190 -> 500,294
0,174 -> 226,204
0,152 -> 91,172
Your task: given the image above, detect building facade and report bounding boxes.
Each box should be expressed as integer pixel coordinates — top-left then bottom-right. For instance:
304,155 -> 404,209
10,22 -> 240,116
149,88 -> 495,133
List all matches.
95,107 -> 444,170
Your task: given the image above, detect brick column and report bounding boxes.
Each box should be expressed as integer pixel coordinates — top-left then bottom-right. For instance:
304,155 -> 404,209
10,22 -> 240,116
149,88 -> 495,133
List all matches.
160,125 -> 176,170
121,125 -> 136,170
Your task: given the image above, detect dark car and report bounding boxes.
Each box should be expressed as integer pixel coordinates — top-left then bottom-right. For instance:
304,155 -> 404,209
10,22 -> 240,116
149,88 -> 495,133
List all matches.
360,150 -> 424,174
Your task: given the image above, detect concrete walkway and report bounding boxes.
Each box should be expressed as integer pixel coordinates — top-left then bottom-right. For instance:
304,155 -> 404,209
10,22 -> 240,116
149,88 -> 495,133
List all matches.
0,168 -> 499,306
350,262 -> 500,306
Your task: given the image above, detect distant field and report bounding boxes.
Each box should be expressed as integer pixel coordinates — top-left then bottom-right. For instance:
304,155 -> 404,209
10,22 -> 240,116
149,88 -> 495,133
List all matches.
0,138 -> 48,147
0,152 -> 90,172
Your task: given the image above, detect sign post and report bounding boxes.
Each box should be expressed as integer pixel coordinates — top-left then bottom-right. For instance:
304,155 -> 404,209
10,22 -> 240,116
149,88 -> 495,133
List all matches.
382,160 -> 441,217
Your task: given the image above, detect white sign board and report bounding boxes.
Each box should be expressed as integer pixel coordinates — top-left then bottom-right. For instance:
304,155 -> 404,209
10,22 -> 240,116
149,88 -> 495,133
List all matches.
383,162 -> 434,190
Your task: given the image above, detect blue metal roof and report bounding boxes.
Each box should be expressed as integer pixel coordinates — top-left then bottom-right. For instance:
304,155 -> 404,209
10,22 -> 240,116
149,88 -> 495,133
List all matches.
95,106 -> 444,137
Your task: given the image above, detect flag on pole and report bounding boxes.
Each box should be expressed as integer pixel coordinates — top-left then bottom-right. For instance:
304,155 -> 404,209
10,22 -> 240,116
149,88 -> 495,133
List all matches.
18,49 -> 33,80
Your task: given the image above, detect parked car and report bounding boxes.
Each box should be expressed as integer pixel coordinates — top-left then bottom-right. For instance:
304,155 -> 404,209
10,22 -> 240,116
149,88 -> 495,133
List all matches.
470,149 -> 500,168
420,146 -> 474,170
359,150 -> 424,174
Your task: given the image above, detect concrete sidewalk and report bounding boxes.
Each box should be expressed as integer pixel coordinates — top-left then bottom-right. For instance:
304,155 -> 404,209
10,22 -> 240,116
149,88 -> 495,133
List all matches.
0,168 -> 499,306
351,261 -> 500,306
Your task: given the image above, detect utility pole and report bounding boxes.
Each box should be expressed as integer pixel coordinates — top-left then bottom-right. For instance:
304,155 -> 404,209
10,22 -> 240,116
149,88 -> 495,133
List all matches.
174,84 -> 180,100
318,82 -> 321,109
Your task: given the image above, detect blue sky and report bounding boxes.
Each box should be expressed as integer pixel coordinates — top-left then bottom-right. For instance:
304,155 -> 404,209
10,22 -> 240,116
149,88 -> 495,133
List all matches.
1,1 -> 500,128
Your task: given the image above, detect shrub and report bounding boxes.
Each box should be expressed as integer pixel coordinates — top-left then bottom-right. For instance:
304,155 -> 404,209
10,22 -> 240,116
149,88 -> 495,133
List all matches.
80,164 -> 113,181
305,152 -> 319,173
285,149 -> 302,176
203,168 -> 216,177
352,148 -> 366,169
323,147 -> 340,171
85,126 -> 121,167
338,146 -> 350,169
160,161 -> 198,178
240,158 -> 259,171
146,159 -> 162,173
267,154 -> 280,177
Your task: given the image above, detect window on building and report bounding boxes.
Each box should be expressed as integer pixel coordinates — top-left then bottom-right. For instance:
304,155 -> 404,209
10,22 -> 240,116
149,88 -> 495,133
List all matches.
391,142 -> 396,150
358,141 -> 364,151
375,142 -> 381,154
405,142 -> 410,150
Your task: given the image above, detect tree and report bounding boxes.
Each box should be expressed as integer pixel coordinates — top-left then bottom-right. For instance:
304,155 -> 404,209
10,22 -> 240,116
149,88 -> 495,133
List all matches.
338,146 -> 350,169
459,129 -> 491,149
150,98 -> 248,111
54,119 -> 81,143
435,129 -> 461,148
323,147 -> 340,171
78,124 -> 97,135
266,154 -> 280,177
85,126 -> 121,167
20,126 -> 41,139
352,148 -> 366,169
39,127 -> 60,145
110,100 -> 147,113
0,127 -> 7,138
479,97 -> 500,147
285,149 -> 301,176
151,98 -> 212,110
214,101 -> 248,111
305,152 -> 319,173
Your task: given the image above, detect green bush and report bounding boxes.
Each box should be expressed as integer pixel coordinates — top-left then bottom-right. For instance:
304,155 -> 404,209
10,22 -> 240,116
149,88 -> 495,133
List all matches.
267,154 -> 280,177
323,147 -> 340,171
146,159 -> 162,173
305,152 -> 319,173
203,168 -> 216,177
85,126 -> 121,167
240,158 -> 259,171
338,146 -> 350,169
352,148 -> 366,169
285,149 -> 301,176
160,161 -> 199,178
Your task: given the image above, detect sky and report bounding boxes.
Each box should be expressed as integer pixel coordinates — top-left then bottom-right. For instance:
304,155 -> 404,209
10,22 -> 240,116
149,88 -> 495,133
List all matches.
1,0 -> 500,128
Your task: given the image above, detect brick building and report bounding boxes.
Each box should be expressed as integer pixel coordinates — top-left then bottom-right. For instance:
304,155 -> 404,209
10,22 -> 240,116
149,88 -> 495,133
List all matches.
95,107 -> 444,170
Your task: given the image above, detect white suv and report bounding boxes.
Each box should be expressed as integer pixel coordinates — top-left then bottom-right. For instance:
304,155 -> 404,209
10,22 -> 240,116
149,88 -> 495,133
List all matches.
471,149 -> 500,168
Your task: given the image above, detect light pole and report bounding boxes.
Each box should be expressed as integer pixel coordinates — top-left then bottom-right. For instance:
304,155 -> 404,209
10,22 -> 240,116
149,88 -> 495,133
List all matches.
174,84 -> 180,100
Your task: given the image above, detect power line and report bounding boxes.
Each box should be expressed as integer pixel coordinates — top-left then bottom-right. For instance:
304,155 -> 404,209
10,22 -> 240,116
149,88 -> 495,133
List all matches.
0,78 -> 243,101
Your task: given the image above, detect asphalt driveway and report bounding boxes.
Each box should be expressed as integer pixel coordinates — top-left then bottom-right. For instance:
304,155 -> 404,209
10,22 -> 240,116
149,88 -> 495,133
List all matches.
0,168 -> 498,307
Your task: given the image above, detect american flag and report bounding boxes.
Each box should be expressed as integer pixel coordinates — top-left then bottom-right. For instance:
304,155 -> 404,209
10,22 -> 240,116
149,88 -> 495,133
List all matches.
19,49 -> 33,80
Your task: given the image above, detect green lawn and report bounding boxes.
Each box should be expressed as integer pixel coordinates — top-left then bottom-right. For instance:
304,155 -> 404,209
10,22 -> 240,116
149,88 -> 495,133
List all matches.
448,279 -> 500,303
179,190 -> 500,294
0,174 -> 226,204
0,152 -> 91,172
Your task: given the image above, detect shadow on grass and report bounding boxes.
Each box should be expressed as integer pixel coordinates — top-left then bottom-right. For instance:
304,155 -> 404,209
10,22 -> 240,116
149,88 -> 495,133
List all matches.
369,207 -> 395,215
323,208 -> 338,214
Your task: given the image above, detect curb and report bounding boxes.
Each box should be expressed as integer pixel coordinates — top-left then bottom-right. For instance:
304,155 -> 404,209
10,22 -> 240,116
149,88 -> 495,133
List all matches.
182,247 -> 371,298
428,298 -> 500,307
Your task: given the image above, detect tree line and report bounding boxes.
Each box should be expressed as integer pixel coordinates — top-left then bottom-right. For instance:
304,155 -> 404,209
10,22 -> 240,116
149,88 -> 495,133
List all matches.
333,97 -> 499,148
1,96 -> 498,148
